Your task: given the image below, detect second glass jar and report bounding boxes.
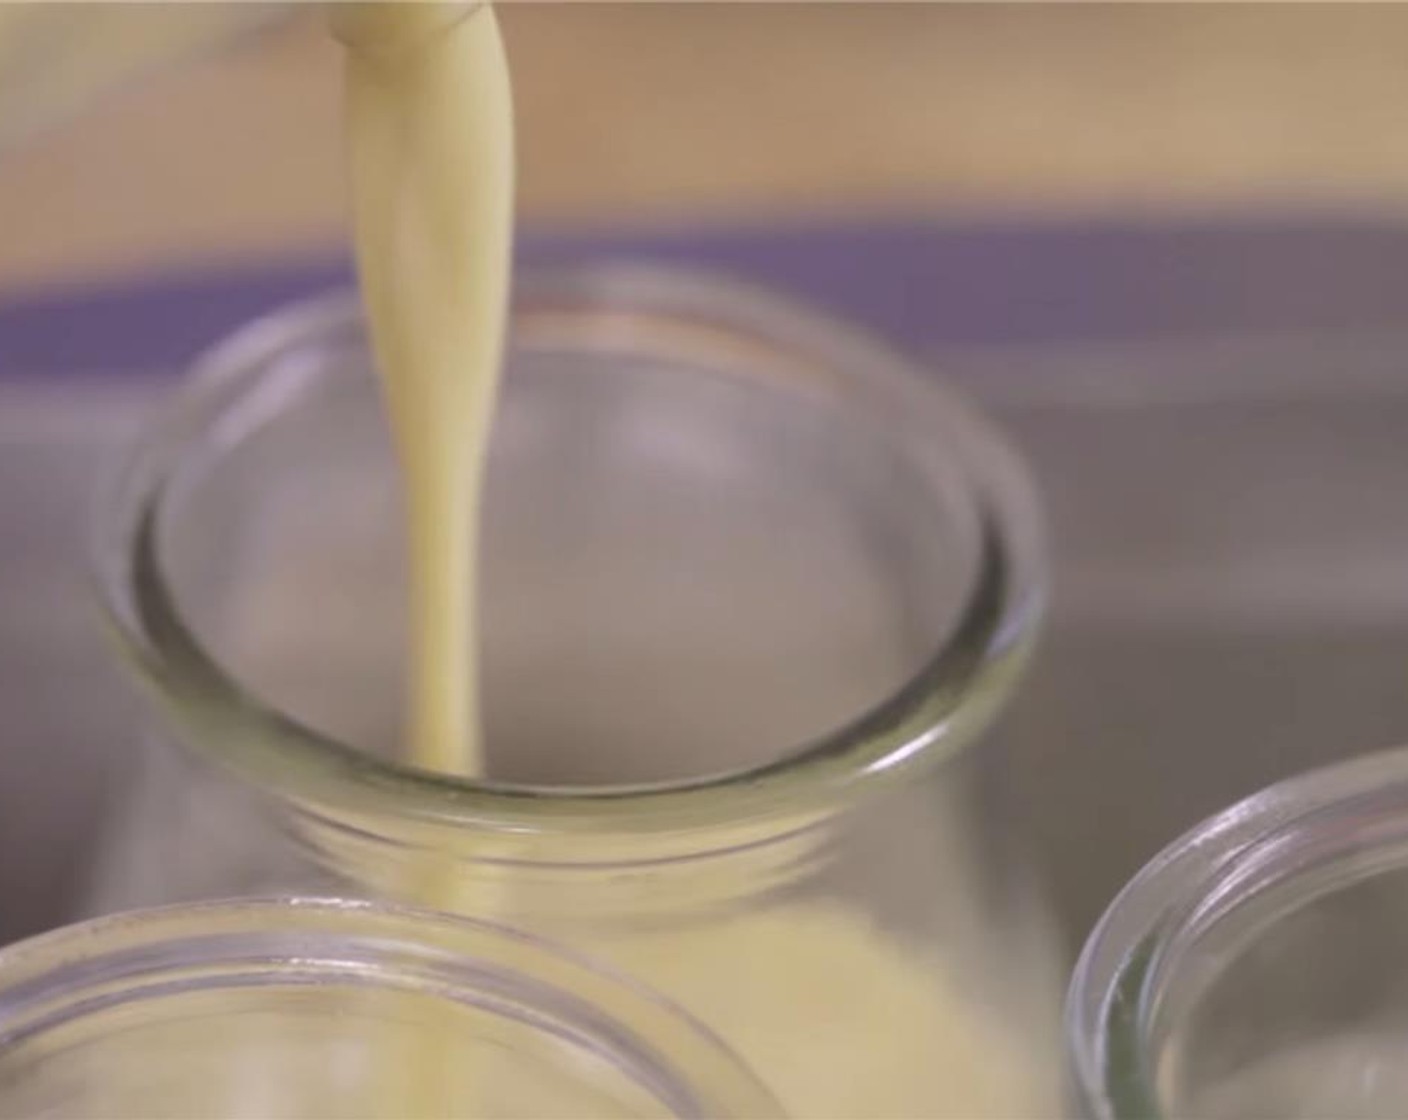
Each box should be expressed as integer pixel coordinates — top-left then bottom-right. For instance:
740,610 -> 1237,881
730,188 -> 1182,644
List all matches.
92,265 -> 1058,1118
0,897 -> 778,1119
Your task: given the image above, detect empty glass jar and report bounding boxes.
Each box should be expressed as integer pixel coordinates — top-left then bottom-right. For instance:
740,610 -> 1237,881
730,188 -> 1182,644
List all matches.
0,896 -> 778,1118
92,265 -> 1060,1117
1069,745 -> 1408,1120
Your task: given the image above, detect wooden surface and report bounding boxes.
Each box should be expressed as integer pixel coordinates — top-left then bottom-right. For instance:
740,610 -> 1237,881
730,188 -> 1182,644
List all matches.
5,3 -> 1408,295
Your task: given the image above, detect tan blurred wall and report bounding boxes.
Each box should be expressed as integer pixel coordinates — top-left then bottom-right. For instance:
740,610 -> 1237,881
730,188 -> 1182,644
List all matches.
5,3 -> 1408,295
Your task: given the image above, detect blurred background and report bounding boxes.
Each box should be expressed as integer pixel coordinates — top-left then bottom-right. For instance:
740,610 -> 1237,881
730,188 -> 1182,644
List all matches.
10,3 -> 1408,950
7,3 -> 1408,293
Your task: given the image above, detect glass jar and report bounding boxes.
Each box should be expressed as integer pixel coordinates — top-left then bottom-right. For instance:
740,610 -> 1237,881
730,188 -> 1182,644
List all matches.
1068,746 -> 1408,1120
0,896 -> 779,1118
92,265 -> 1060,1117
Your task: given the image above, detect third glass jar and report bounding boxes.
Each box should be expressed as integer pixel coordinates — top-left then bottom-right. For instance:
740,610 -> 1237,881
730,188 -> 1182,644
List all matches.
93,265 -> 1060,1118
1068,746 -> 1408,1120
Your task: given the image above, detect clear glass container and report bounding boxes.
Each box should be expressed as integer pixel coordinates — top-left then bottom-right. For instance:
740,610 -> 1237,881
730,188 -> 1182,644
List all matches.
0,896 -> 779,1118
92,265 -> 1060,1117
1068,745 -> 1408,1120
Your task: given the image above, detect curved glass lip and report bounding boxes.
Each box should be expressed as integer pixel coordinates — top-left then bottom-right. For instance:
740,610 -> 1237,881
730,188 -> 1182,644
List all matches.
1067,744 -> 1408,1120
0,895 -> 781,1119
92,262 -> 1046,840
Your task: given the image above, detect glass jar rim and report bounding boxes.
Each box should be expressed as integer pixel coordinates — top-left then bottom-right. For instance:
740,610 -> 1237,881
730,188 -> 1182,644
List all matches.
1067,745 -> 1408,1120
93,263 -> 1045,843
0,895 -> 780,1118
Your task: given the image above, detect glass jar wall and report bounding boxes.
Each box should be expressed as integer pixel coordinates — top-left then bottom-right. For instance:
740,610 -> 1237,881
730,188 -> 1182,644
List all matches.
0,897 -> 778,1118
92,266 -> 1059,1117
1069,745 -> 1408,1120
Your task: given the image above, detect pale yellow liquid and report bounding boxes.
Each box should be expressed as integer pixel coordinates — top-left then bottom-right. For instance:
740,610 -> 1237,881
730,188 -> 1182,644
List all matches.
329,5 -> 1054,1115
334,7 -> 512,1115
336,1 -> 511,777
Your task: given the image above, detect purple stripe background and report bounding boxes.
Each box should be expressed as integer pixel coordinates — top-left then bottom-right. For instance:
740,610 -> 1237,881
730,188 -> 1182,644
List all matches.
5,217 -> 1408,377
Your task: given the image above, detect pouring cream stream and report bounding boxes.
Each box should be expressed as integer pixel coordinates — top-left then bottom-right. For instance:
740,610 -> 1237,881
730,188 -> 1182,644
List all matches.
334,0 -> 511,779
